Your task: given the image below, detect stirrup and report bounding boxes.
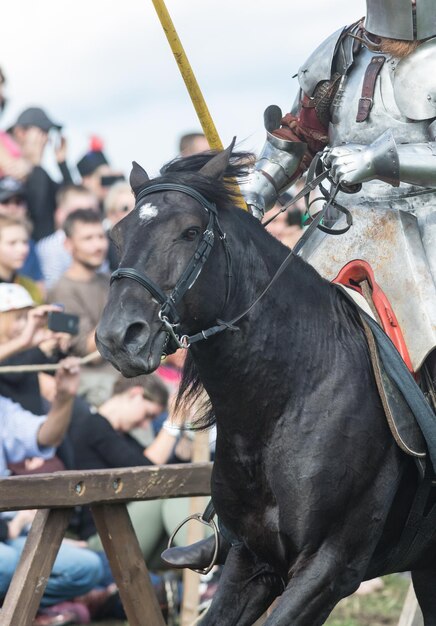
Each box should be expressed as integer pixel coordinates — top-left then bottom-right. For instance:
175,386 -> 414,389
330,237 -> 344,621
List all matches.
167,513 -> 219,575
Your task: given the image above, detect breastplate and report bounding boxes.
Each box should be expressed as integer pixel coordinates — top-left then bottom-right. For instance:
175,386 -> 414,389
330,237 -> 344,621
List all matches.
329,47 -> 435,210
330,47 -> 431,145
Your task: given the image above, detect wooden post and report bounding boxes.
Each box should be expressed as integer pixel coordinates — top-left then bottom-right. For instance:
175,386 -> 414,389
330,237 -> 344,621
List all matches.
91,503 -> 166,626
398,583 -> 424,626
0,508 -> 73,626
180,431 -> 211,626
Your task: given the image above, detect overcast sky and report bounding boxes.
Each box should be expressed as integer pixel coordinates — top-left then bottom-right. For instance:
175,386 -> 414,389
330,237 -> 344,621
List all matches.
1,0 -> 366,180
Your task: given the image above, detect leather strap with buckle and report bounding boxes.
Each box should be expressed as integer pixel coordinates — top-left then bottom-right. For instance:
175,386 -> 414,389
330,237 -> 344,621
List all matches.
356,56 -> 385,123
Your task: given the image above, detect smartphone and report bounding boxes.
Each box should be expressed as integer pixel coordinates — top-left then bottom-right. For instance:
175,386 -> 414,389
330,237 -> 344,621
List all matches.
47,311 -> 79,335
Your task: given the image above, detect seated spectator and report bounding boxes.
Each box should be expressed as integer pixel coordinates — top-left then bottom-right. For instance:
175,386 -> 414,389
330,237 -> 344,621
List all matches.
0,214 -> 43,303
0,176 -> 43,284
179,132 -> 210,157
0,333 -> 159,623
0,288 -> 69,366
36,184 -> 99,289
77,137 -> 125,210
0,283 -> 74,472
0,284 -> 68,411
48,208 -> 117,405
103,180 -> 135,271
7,107 -> 73,241
68,373 -> 195,559
0,358 -> 107,612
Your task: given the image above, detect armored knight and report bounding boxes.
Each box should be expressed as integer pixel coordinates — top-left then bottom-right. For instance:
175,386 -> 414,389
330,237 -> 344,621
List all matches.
241,0 -> 436,382
162,0 -> 436,571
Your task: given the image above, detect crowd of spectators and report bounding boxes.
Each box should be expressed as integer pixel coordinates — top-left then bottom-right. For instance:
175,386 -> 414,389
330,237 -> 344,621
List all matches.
0,64 -> 222,624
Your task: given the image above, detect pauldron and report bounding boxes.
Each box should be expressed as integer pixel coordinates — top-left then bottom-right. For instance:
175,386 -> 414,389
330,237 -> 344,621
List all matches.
394,37 -> 436,121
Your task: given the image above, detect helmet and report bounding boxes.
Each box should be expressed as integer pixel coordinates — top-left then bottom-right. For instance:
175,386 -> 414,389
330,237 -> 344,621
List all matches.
366,0 -> 436,41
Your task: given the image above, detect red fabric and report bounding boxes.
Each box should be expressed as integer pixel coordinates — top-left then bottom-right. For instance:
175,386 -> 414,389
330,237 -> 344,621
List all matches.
332,260 -> 414,374
271,95 -> 329,176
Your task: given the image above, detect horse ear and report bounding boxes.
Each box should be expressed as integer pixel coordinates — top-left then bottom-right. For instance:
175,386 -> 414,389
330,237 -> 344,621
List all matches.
130,161 -> 150,197
199,137 -> 236,179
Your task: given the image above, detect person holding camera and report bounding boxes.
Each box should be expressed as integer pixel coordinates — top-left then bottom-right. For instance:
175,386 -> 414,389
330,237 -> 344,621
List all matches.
0,283 -> 75,474
0,356 -> 108,610
6,107 -> 73,241
0,283 -> 69,411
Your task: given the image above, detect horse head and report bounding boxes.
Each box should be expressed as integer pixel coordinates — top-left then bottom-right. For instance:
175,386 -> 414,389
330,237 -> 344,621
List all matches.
96,141 -> 245,377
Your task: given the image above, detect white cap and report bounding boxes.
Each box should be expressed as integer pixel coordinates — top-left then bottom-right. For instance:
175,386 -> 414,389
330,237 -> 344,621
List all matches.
0,283 -> 35,313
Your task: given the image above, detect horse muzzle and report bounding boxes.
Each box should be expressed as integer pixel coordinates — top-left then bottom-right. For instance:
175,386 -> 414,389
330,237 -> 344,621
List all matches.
96,317 -> 166,376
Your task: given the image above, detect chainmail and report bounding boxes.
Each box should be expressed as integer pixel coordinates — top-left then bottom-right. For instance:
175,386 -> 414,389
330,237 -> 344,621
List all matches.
311,72 -> 343,128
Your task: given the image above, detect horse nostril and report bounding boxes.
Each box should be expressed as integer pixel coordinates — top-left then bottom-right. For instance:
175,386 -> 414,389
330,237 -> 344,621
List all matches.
124,322 -> 149,350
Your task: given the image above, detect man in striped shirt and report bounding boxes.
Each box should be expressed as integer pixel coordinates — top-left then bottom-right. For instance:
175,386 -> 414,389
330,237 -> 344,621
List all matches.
36,184 -> 98,289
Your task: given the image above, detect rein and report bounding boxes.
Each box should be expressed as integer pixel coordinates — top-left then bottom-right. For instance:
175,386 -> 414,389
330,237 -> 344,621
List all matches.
185,180 -> 344,347
110,168 -> 351,355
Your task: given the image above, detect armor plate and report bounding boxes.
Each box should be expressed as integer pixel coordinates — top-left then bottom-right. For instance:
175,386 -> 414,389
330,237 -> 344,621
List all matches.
394,38 -> 436,121
366,0 -> 436,41
298,25 -> 356,97
300,205 -> 436,371
329,46 -> 432,150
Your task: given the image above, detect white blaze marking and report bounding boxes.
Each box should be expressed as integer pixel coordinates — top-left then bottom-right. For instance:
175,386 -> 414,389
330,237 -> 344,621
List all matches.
139,203 -> 158,222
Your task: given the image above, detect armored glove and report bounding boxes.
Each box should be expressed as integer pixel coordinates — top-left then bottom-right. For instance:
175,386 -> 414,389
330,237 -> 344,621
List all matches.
324,130 -> 400,188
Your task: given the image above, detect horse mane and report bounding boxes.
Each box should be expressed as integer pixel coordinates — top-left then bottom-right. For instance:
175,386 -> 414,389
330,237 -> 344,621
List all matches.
175,351 -> 216,430
156,150 -> 254,211
157,150 -> 255,430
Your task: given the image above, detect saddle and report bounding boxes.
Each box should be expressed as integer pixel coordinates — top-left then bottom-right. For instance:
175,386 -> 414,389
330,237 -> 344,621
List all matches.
332,260 -> 436,474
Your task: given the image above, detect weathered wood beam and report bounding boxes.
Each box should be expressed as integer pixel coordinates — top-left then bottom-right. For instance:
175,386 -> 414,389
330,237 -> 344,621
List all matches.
92,503 -> 166,626
0,463 -> 212,511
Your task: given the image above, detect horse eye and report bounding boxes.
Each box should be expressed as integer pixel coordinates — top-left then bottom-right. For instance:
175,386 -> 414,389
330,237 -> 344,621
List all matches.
182,227 -> 200,241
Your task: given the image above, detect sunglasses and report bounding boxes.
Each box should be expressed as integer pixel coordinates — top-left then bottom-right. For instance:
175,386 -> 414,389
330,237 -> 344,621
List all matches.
1,196 -> 26,206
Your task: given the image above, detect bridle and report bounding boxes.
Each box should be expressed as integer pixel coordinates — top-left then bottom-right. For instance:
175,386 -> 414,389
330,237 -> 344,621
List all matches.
110,167 -> 352,357
110,183 -> 232,355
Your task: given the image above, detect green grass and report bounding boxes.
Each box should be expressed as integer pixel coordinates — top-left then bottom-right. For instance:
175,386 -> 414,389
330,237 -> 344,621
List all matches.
325,575 -> 410,626
84,574 -> 410,626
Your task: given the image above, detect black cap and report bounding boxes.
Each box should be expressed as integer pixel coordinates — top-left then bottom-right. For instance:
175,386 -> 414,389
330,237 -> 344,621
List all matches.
8,107 -> 62,133
0,177 -> 27,203
76,151 -> 108,177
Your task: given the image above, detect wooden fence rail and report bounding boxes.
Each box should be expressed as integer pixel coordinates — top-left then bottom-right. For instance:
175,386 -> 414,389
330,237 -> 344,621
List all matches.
0,462 -> 212,626
0,462 -> 422,626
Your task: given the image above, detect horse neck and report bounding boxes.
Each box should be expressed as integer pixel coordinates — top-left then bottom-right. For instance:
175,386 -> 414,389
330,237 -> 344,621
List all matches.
190,213 -> 350,432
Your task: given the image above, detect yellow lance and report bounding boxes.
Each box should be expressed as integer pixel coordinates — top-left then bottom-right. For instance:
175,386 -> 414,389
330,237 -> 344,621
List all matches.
150,0 -> 247,210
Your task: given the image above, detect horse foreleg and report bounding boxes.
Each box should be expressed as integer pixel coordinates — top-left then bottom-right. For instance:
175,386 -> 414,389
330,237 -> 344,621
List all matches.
200,543 -> 284,626
412,568 -> 436,626
263,545 -> 363,626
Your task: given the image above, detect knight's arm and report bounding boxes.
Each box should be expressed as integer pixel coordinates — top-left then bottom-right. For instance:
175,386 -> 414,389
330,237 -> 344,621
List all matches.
397,131 -> 436,187
239,124 -> 307,220
242,23 -> 360,217
327,124 -> 436,189
240,98 -> 329,219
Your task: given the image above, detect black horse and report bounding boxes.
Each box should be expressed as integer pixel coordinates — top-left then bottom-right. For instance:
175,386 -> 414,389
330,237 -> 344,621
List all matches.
96,145 -> 436,625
